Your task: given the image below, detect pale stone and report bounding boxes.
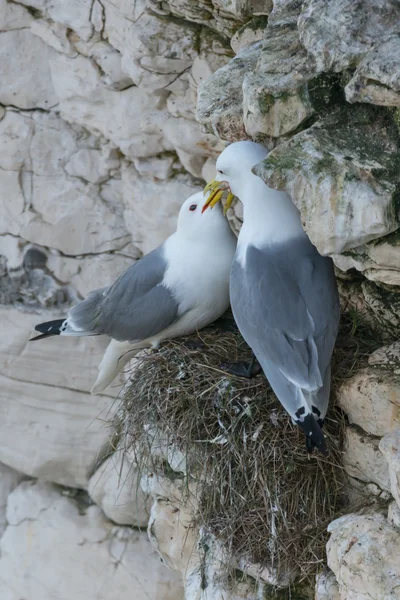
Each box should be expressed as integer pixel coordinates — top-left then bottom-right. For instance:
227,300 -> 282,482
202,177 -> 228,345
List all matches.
20,179 -> 130,256
65,148 -> 120,184
122,167 -> 201,255
86,42 -> 133,91
102,5 -> 197,92
0,30 -> 58,110
380,431 -> 400,510
133,156 -> 174,181
0,170 -> 25,236
47,252 -> 136,298
213,0 -> 272,17
201,157 -> 217,183
0,307 -> 122,487
167,78 -> 198,120
333,236 -> 400,286
145,476 -> 200,576
327,511 -> 400,600
197,43 -> 260,141
231,17 -> 269,53
0,235 -> 23,270
315,570 -> 340,600
50,52 -> 171,159
0,480 -> 184,600
163,116 -> 225,158
192,31 -> 233,89
0,110 -> 130,255
388,501 -> 400,529
0,463 -> 24,536
0,0 -> 33,30
30,18 -> 77,56
0,109 -> 34,171
242,21 -> 316,138
254,108 -> 400,255
337,368 -> 400,437
185,561 -> 262,600
88,452 -> 151,526
343,427 -> 390,493
369,341 -> 400,369
299,0 -> 400,73
176,149 -> 206,178
346,36 -> 400,107
17,0 -> 94,41
148,0 -> 242,37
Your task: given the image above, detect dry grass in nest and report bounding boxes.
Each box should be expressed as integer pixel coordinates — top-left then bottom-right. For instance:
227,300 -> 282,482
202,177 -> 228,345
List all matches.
118,311 -> 383,585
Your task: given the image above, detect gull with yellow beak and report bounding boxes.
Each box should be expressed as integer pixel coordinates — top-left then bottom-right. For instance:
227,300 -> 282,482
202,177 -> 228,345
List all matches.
31,192 -> 237,395
203,141 -> 340,455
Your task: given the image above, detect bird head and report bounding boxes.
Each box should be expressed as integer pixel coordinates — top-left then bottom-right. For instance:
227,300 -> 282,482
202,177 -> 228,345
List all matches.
177,191 -> 230,239
202,141 -> 269,213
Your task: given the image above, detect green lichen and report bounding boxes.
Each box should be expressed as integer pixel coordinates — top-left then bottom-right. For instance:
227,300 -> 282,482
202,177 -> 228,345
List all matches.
373,228 -> 400,247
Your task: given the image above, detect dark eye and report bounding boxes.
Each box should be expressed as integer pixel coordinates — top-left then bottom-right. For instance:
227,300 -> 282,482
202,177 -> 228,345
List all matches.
217,169 -> 224,174
189,204 -> 197,211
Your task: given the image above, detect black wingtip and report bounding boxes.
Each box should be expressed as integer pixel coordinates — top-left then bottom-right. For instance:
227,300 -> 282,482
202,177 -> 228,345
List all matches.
297,414 -> 328,456
31,318 -> 66,341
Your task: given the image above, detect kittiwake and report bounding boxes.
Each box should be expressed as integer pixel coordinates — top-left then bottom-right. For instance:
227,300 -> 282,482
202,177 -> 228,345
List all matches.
32,192 -> 237,395
203,141 -> 340,454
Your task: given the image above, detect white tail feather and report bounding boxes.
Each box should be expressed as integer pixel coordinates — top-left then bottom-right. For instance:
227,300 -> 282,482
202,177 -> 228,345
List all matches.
90,339 -> 147,395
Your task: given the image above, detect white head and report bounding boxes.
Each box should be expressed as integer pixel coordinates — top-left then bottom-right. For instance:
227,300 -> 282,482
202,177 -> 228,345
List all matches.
215,141 -> 269,199
203,141 -> 305,245
176,191 -> 232,240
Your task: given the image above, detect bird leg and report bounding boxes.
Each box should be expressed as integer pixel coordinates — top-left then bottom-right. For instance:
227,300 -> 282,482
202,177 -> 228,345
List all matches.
220,353 -> 261,379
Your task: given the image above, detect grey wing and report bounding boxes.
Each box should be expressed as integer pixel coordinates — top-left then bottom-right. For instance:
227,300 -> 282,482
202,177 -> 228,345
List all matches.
68,246 -> 179,342
231,240 -> 339,408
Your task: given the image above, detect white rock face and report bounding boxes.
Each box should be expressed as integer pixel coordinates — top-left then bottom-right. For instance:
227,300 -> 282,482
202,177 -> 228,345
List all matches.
122,166 -> 202,254
343,427 -> 390,493
0,463 -> 24,537
88,452 -> 151,526
253,110 -> 400,256
327,512 -> 400,600
0,480 -> 184,600
314,570 -> 340,600
1,0 -> 400,595
380,431 -> 400,510
0,30 -> 59,109
333,237 -> 400,287
337,367 -> 400,437
0,307 -> 120,488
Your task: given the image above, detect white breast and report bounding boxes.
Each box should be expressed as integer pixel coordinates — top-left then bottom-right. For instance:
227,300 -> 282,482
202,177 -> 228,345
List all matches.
162,231 -> 236,327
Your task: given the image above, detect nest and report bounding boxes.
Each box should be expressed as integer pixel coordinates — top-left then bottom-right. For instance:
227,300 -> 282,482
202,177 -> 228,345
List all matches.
118,311 -> 382,585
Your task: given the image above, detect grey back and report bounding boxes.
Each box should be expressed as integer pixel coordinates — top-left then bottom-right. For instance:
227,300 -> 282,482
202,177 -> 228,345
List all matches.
69,246 -> 179,342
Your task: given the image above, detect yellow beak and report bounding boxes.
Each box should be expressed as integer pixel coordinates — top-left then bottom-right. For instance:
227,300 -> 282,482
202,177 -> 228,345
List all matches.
202,179 -> 234,216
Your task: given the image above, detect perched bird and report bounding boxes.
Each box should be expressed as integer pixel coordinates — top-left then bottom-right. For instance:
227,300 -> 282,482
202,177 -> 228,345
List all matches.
32,192 -> 237,395
203,141 -> 340,454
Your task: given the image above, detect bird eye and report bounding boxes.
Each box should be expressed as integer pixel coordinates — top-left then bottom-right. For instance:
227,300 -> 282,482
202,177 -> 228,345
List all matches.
189,204 -> 197,211
217,169 -> 224,174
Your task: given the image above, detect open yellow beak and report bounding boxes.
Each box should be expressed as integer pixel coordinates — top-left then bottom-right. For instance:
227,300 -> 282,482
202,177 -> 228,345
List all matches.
202,179 -> 234,216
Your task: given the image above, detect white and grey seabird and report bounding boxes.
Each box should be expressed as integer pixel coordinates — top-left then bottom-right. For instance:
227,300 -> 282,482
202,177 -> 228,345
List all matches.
32,192 -> 237,395
203,141 -> 340,454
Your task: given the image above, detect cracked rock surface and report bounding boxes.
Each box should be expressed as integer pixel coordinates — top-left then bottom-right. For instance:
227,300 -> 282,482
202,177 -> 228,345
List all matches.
2,0 -> 400,598
0,480 -> 183,600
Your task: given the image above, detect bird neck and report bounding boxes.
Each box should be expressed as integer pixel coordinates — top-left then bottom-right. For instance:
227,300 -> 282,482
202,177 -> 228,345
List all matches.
239,178 -> 306,248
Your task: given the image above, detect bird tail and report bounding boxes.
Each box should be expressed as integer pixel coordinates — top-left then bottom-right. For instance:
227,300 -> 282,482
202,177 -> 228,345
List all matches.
296,413 -> 328,455
30,319 -> 67,340
30,317 -> 97,341
91,339 -> 144,395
